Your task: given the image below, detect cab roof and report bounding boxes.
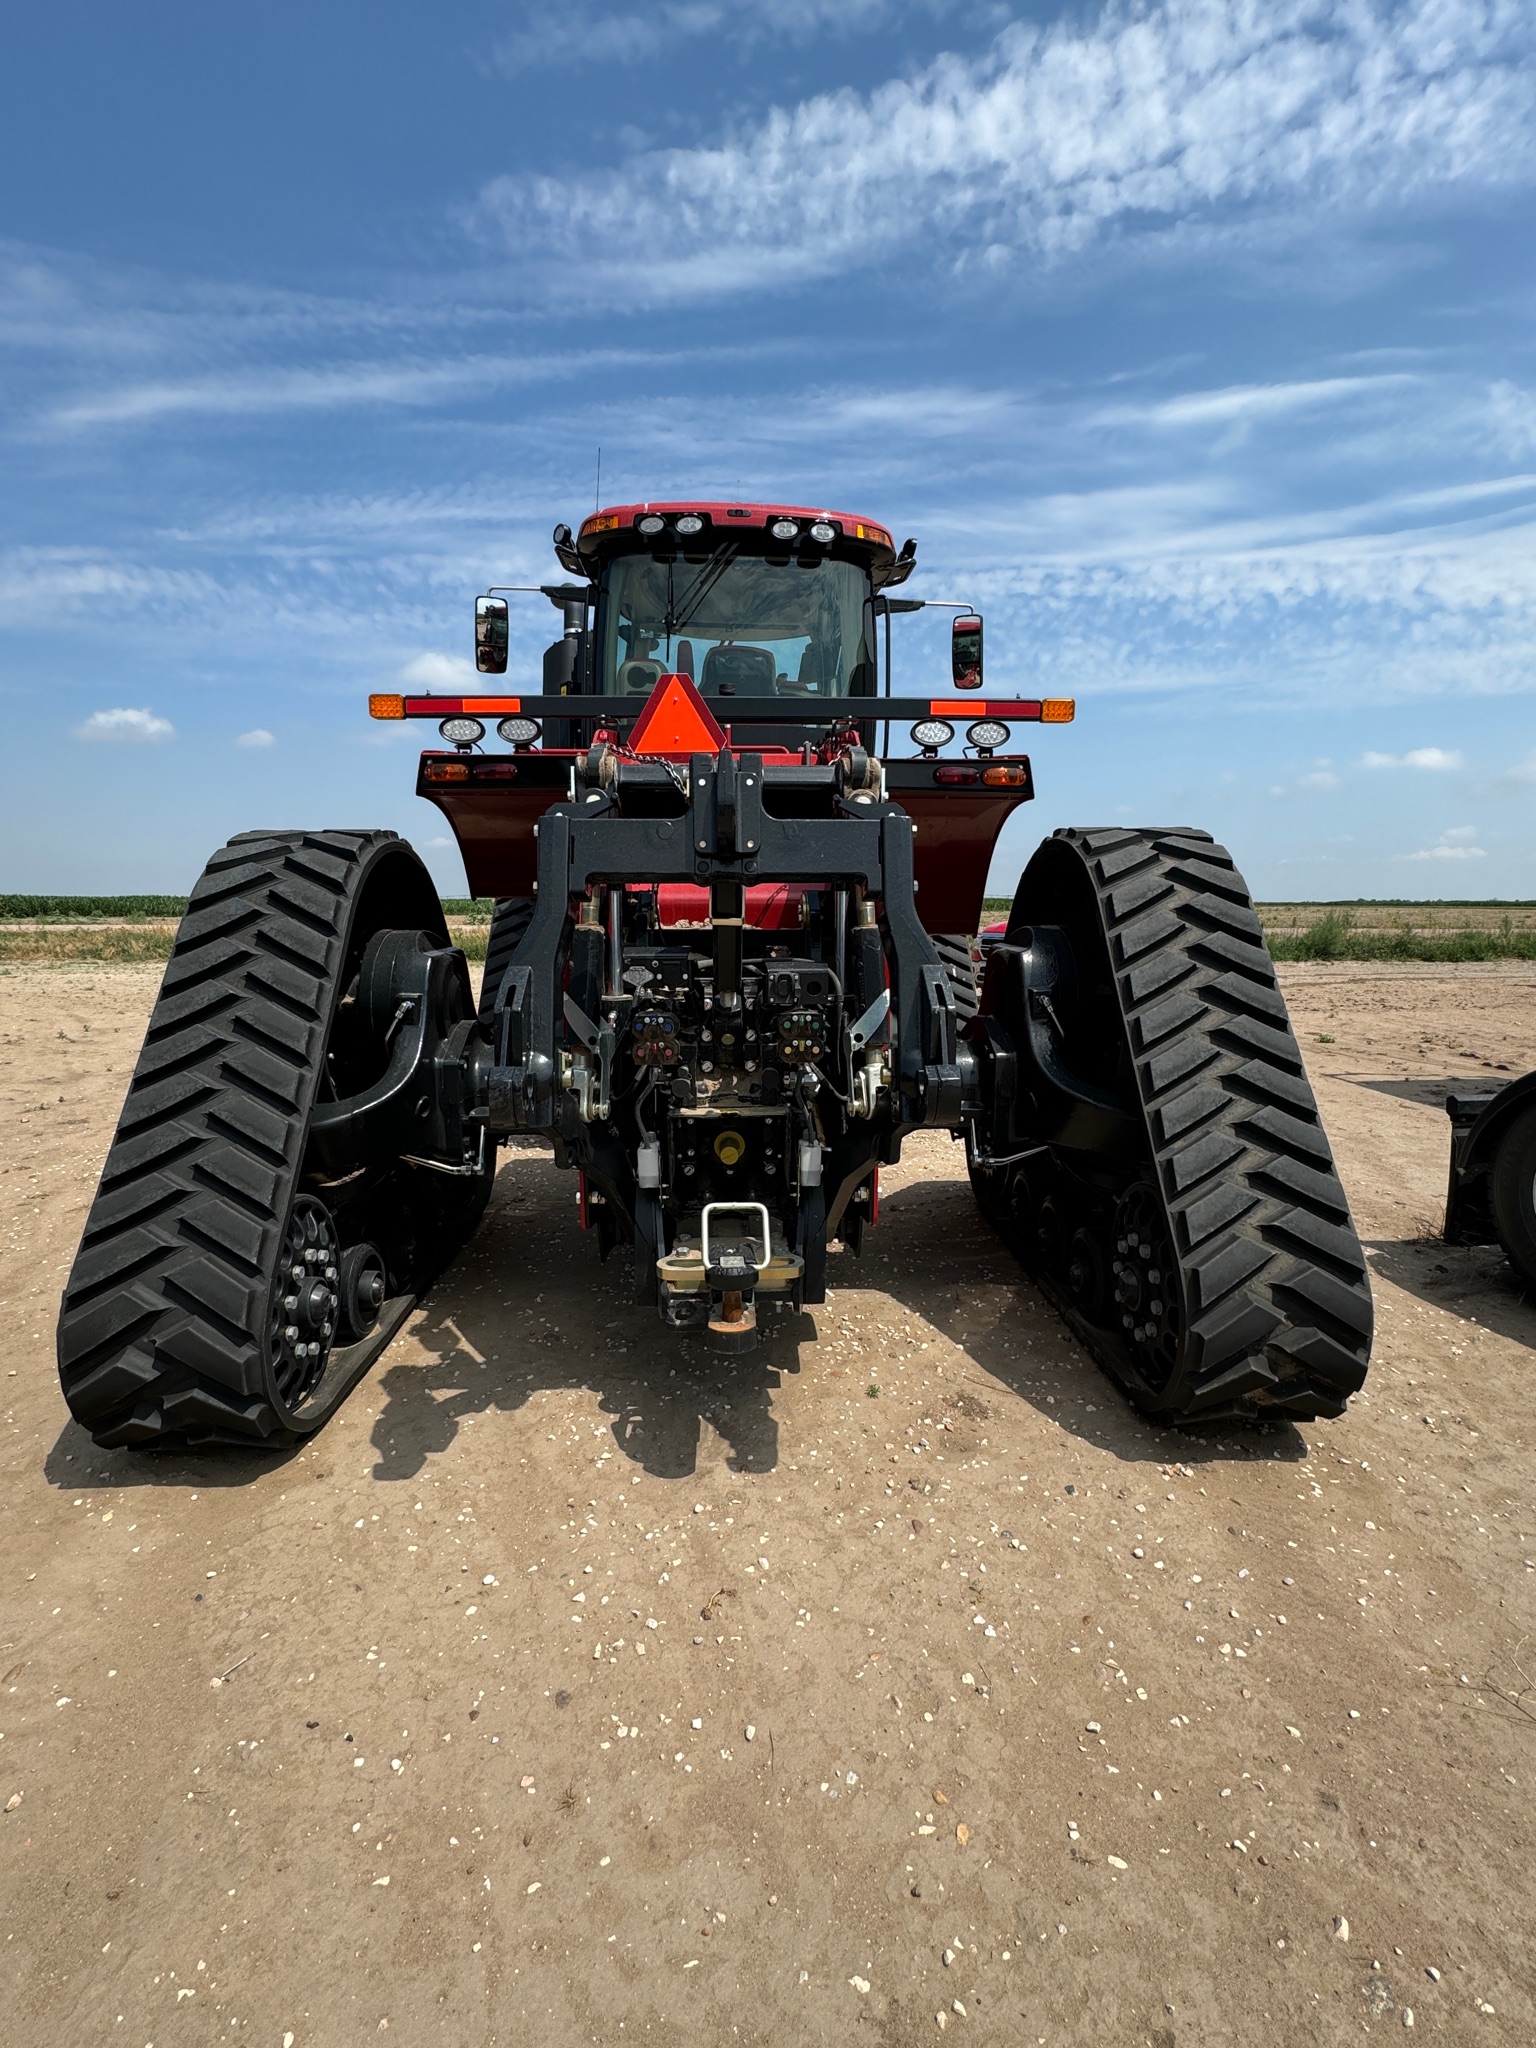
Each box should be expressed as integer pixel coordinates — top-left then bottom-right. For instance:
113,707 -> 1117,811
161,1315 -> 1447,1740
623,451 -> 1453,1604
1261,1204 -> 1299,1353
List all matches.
576,500 -> 897,576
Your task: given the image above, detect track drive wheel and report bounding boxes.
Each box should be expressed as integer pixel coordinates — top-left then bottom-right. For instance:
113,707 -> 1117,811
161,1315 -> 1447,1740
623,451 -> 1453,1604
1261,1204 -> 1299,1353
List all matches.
56,830 -> 491,1450
975,827 -> 1373,1426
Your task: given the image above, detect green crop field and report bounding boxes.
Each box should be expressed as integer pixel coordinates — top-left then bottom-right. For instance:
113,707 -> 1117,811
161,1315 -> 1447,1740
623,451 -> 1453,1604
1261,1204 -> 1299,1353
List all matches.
4,897 -> 1535,965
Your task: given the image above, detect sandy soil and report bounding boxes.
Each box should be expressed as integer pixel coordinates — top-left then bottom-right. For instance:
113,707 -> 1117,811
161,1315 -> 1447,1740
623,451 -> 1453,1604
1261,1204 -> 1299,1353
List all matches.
2,959 -> 1534,2047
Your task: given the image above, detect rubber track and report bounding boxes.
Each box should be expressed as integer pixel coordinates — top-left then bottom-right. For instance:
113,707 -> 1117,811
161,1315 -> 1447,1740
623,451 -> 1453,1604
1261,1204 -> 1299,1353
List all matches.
477,896 -> 536,1028
1048,828 -> 1371,1422
56,830 -> 405,1448
932,933 -> 982,1023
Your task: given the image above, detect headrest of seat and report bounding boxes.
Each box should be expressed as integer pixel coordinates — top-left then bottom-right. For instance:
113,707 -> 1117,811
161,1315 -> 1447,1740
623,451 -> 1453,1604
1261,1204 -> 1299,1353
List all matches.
702,644 -> 775,694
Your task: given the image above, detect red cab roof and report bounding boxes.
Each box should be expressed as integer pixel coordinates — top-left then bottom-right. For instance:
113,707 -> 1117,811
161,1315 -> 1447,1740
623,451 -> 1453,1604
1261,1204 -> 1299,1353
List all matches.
577,500 -> 895,565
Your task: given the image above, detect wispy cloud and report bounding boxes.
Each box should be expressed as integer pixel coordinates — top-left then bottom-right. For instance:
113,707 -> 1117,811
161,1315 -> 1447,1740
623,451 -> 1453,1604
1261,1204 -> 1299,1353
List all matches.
490,0 -> 917,74
1362,746 -> 1465,769
49,358 -> 526,429
475,0 -> 1536,300
1094,375 -> 1416,430
75,707 -> 174,742
237,728 -> 275,748
42,344 -> 699,432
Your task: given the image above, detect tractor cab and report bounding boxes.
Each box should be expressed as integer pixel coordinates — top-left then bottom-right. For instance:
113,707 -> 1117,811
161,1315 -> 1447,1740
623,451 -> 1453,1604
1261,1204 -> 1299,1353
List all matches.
570,502 -> 899,751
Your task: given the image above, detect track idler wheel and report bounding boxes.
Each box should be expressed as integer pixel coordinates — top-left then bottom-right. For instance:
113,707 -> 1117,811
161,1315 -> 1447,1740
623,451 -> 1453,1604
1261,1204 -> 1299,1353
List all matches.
337,1241 -> 389,1341
1065,1224 -> 1110,1325
1109,1185 -> 1181,1393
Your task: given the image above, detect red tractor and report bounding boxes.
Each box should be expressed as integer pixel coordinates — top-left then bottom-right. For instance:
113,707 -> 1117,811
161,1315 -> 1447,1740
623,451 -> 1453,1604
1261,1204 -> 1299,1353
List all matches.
57,501 -> 1373,1446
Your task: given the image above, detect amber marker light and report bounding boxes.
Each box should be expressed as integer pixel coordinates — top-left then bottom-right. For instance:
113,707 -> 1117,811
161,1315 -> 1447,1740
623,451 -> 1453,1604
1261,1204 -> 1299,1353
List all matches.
369,694 -> 405,720
1041,699 -> 1076,723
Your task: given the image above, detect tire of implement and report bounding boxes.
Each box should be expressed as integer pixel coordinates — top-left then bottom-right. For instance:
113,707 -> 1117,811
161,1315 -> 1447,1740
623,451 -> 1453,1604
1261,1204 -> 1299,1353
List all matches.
1489,1102 -> 1536,1292
56,829 -> 486,1450
978,827 -> 1373,1425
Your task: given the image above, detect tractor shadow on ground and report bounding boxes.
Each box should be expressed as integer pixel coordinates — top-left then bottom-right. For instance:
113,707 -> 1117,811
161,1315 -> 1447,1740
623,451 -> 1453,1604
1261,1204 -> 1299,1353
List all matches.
1350,1075 -> 1508,1111
1363,1236 -> 1536,1351
368,1146 -> 810,1483
44,1420 -> 297,1492
370,1308 -> 806,1485
366,1144 -> 1309,1483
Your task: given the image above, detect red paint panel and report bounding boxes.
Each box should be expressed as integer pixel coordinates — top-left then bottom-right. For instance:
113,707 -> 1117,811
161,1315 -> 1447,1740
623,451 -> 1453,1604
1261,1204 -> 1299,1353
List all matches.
418,786 -> 557,897
404,695 -> 523,717
901,785 -> 1033,933
928,699 -> 1043,718
655,883 -> 809,930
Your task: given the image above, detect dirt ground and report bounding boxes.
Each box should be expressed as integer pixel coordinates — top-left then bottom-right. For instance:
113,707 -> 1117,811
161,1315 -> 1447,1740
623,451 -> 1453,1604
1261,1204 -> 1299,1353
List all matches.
2,959 -> 1534,2047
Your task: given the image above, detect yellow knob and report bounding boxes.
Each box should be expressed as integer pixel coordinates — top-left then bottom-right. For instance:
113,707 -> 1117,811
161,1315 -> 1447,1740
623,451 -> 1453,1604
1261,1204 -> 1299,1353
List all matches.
713,1130 -> 746,1167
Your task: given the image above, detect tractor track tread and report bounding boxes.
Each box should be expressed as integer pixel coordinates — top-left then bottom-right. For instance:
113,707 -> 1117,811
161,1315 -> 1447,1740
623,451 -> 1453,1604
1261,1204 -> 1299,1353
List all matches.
478,896 -> 537,1028
56,827 -> 421,1450
932,934 -> 982,1024
996,826 -> 1372,1425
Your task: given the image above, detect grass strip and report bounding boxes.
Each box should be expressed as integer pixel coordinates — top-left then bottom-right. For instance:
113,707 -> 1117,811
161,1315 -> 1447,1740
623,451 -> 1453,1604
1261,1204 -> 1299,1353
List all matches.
1266,910 -> 1536,962
1,895 -> 189,921
7,899 -> 1535,966
1,894 -> 499,923
0,921 -> 493,966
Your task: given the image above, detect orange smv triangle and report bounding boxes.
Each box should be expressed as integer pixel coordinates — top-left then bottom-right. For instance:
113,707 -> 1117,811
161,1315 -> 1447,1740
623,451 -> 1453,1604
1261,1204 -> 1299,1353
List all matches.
627,670 -> 728,758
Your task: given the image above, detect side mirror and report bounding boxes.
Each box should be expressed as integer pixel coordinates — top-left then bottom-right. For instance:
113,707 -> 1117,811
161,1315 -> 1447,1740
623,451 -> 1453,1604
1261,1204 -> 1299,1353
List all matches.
475,595 -> 509,675
952,614 -> 983,690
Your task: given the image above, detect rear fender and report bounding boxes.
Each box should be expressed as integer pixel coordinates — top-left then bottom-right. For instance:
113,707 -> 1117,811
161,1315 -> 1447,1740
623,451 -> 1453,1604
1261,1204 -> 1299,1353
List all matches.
971,927 -> 1137,1156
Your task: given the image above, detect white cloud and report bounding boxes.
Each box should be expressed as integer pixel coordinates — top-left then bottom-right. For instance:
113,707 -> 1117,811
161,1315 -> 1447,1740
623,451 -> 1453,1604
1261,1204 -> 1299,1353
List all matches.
1296,765 -> 1342,790
237,728 -> 275,748
74,706 -> 174,743
476,0 -> 1536,300
1406,831 -> 1487,859
1361,746 -> 1465,769
399,651 -> 476,688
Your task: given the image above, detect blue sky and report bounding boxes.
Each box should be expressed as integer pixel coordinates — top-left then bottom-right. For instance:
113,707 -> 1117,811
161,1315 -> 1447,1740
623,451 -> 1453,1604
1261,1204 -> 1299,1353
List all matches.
2,0 -> 1534,900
